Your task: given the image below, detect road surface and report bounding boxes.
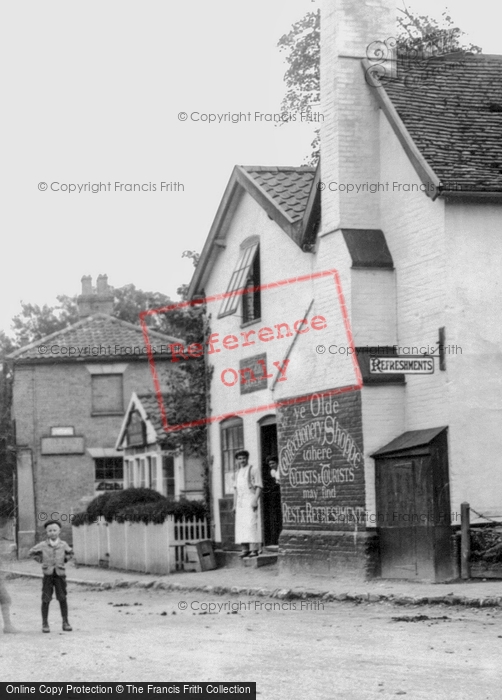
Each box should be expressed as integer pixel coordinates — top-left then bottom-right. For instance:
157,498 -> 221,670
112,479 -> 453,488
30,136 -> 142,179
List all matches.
1,578 -> 501,699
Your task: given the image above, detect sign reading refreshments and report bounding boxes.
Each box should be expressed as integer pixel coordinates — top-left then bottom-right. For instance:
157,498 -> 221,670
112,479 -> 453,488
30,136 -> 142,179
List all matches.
369,356 -> 434,374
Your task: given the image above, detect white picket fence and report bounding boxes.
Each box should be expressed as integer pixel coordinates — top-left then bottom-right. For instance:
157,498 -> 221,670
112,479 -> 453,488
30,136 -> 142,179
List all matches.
72,516 -> 210,574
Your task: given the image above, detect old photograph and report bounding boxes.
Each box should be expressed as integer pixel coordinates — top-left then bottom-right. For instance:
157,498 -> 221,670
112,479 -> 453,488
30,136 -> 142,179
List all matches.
1,0 -> 501,698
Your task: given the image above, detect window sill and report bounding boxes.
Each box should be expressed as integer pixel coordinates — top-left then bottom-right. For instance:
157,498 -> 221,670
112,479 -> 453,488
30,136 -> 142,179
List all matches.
91,411 -> 125,417
240,318 -> 262,329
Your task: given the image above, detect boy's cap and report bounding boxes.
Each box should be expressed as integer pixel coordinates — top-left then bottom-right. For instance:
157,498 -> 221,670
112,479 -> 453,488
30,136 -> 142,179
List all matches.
44,520 -> 62,529
234,450 -> 249,459
266,455 -> 278,464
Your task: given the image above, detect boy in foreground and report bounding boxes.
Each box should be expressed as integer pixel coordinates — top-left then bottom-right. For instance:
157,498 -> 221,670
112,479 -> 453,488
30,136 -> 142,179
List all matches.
29,520 -> 73,633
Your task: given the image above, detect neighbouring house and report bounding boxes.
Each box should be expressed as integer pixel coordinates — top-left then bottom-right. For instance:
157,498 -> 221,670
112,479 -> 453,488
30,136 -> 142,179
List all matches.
7,275 -> 192,555
188,0 -> 502,580
115,392 -> 204,501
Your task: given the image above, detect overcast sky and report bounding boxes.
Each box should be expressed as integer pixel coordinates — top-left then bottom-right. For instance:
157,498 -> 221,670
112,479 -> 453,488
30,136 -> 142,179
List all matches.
1,0 -> 499,336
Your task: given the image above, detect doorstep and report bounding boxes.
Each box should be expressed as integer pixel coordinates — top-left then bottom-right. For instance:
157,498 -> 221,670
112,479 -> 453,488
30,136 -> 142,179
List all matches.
215,549 -> 278,569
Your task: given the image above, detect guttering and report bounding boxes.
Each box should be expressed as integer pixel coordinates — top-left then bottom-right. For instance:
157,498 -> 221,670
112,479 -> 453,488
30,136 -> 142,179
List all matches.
362,58 -> 441,200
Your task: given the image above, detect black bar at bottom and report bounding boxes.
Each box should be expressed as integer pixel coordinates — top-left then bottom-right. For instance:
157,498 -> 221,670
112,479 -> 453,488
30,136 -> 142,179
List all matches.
1,683 -> 256,700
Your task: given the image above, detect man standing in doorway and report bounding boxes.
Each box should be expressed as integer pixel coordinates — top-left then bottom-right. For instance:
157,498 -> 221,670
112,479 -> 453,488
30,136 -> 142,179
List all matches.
233,450 -> 262,558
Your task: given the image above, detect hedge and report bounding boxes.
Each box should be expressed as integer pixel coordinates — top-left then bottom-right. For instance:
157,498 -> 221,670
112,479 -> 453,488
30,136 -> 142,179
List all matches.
72,488 -> 207,527
471,525 -> 502,563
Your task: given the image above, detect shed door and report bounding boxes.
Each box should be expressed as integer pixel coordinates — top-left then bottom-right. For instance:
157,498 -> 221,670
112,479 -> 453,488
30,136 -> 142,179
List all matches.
376,458 -> 435,579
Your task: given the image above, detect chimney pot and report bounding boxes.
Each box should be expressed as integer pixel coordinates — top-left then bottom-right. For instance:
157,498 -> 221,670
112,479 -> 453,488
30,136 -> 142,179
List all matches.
77,274 -> 114,318
81,275 -> 93,295
96,274 -> 109,294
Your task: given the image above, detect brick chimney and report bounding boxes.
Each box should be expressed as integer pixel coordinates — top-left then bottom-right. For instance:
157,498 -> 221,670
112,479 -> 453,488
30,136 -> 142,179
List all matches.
77,275 -> 114,318
320,0 -> 396,233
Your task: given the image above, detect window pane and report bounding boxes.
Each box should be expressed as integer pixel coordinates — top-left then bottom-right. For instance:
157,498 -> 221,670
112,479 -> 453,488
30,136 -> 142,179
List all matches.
242,250 -> 261,324
219,244 -> 259,317
94,457 -> 124,491
139,458 -> 146,487
162,455 -> 175,498
221,418 -> 244,495
148,456 -> 158,491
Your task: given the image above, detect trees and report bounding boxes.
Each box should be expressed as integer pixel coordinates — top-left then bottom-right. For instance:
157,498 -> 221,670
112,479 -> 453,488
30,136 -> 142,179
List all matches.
396,7 -> 481,55
0,270 -> 204,518
277,5 -> 320,166
7,287 -> 176,350
277,5 -> 481,164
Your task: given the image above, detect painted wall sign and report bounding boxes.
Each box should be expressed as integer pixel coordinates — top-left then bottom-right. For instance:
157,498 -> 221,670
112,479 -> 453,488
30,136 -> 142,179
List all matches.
277,390 -> 366,529
239,353 -> 269,394
369,356 -> 434,374
41,436 -> 85,455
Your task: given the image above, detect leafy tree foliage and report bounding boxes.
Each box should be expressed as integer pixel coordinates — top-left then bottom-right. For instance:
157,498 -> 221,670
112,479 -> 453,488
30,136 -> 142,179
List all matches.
277,4 -> 320,165
278,5 -> 482,164
7,287 -> 175,349
0,263 -> 206,520
177,250 -> 201,300
396,7 -> 481,55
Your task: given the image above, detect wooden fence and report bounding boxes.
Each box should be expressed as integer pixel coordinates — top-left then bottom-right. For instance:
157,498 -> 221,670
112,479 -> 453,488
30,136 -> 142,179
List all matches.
72,517 -> 210,574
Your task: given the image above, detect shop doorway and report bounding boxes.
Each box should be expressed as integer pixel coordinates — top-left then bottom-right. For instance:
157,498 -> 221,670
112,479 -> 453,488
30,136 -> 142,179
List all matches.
259,418 -> 282,547
373,427 -> 452,581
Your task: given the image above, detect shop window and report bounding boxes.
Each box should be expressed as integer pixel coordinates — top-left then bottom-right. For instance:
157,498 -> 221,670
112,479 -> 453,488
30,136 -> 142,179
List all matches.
219,240 -> 259,318
162,455 -> 175,498
95,457 -> 124,491
91,375 -> 123,415
221,416 -> 244,495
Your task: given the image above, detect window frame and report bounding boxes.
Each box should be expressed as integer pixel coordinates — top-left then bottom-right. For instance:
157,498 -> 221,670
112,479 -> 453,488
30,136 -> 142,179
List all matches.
91,374 -> 124,416
220,416 -> 244,496
241,247 -> 261,325
218,238 -> 260,319
162,453 -> 176,499
94,457 -> 124,492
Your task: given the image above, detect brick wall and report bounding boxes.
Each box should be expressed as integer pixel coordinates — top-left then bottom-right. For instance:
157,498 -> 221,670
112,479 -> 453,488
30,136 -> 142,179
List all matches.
13,358 -> 173,545
320,0 -> 396,234
276,387 -> 373,576
351,269 -> 397,346
444,202 -> 502,515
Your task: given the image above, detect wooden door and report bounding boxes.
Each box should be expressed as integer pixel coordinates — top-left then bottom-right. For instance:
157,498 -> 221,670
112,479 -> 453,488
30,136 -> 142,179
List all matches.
376,457 -> 435,579
260,423 -> 281,546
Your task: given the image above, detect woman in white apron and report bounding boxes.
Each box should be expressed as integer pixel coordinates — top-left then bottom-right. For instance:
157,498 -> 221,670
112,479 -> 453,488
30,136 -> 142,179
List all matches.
233,450 -> 262,558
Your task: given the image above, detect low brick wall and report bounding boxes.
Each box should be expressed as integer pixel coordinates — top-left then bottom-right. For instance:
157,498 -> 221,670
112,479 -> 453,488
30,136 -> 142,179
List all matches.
278,529 -> 379,580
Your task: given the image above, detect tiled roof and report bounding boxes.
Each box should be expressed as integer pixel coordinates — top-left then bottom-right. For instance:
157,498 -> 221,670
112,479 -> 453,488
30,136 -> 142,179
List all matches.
8,314 -> 182,361
136,392 -> 168,440
383,54 -> 502,193
242,166 -> 316,221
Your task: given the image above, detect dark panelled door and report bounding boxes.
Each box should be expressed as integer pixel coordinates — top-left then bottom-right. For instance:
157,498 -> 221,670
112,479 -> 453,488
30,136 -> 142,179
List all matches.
376,457 -> 435,579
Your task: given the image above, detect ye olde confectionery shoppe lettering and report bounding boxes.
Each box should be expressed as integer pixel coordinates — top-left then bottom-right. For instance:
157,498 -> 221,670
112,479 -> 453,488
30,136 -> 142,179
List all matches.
278,392 -> 366,527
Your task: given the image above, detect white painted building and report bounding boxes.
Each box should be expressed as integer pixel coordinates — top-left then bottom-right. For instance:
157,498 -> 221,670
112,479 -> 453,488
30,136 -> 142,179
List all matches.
188,0 -> 502,580
115,392 -> 204,501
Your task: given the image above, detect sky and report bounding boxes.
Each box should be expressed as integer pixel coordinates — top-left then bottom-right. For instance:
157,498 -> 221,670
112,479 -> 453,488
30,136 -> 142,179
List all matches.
1,0 -> 500,337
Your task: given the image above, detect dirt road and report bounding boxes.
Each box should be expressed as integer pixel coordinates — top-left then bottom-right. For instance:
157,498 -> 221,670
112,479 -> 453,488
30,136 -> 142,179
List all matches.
1,578 -> 501,699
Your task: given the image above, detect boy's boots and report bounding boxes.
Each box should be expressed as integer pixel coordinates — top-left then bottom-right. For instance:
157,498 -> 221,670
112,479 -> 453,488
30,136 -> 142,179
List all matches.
42,602 -> 50,633
60,600 -> 72,631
